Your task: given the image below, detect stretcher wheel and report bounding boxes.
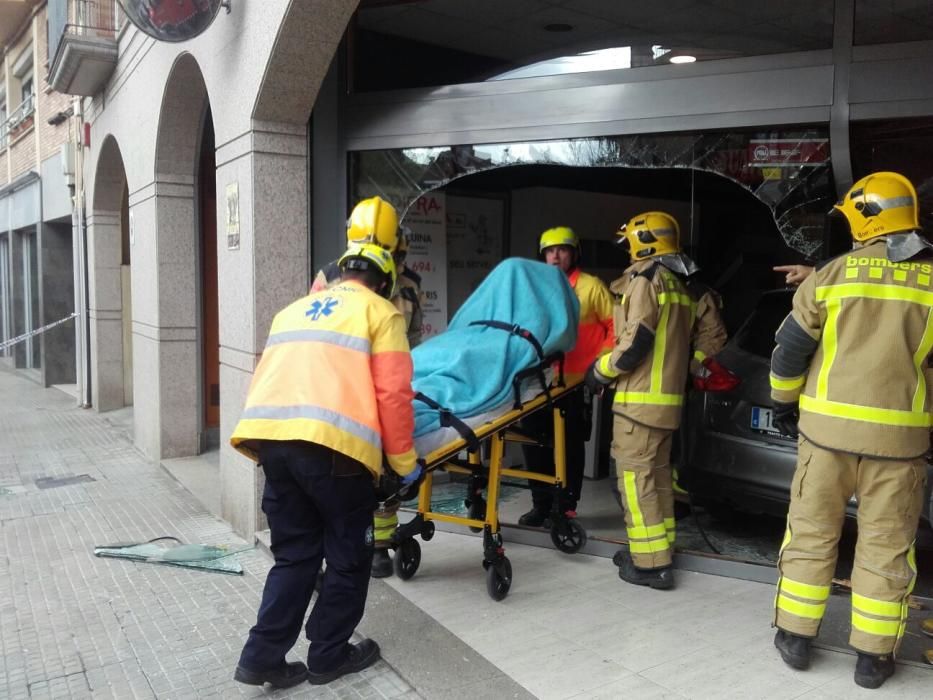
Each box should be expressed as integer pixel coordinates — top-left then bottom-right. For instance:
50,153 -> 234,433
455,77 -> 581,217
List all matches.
420,520 -> 435,542
485,557 -> 512,601
394,538 -> 421,580
550,519 -> 587,554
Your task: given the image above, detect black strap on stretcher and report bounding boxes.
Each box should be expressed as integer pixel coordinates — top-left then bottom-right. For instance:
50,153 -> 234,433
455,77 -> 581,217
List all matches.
414,391 -> 481,452
468,320 -> 564,409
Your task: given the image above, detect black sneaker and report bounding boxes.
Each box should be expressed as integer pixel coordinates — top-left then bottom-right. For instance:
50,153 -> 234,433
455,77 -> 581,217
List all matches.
233,661 -> 307,689
854,652 -> 895,689
518,505 -> 552,528
307,639 -> 381,686
614,549 -> 673,590
774,629 -> 812,670
371,549 -> 393,578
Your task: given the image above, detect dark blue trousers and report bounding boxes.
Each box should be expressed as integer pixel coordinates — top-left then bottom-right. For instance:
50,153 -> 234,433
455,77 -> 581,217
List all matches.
238,441 -> 376,674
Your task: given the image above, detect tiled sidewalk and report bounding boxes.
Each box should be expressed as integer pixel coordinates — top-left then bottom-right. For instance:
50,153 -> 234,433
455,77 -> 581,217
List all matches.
0,370 -> 417,700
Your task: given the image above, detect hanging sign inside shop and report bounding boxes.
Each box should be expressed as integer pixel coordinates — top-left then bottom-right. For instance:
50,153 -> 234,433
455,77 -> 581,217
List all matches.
403,194 -> 448,339
225,182 -> 240,251
748,139 -> 828,167
446,195 -> 505,318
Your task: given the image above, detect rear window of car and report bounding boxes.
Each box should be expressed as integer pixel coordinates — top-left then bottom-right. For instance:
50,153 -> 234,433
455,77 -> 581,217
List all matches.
735,292 -> 793,358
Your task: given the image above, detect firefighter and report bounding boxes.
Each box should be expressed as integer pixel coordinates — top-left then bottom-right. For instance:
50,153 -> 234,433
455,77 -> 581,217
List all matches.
231,242 -> 420,688
371,231 -> 426,577
518,227 -> 614,527
769,172 -> 929,689
586,212 -> 698,590
309,197 -> 417,579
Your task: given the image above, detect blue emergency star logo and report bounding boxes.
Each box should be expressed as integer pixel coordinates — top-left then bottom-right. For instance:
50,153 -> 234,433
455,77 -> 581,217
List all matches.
306,296 -> 339,321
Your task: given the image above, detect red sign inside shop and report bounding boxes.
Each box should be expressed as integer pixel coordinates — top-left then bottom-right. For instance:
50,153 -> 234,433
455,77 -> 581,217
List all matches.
748,139 -> 828,167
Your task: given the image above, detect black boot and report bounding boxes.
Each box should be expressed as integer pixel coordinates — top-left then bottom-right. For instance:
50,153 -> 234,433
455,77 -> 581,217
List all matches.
773,629 -> 812,670
466,494 -> 486,533
234,661 -> 307,689
371,549 -> 393,578
614,549 -> 673,590
518,505 -> 552,528
307,639 -> 381,685
854,652 -> 895,689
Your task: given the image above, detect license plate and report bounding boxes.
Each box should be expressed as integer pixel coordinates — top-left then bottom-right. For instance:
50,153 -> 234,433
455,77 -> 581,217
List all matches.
750,406 -> 780,434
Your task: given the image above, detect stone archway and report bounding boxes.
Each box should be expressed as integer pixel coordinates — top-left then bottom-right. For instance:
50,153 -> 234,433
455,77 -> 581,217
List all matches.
133,52 -> 211,459
88,135 -> 131,412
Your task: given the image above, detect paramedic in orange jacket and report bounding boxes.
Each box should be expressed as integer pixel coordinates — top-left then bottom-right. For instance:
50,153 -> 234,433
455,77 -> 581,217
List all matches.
230,243 -> 420,688
519,227 -> 615,526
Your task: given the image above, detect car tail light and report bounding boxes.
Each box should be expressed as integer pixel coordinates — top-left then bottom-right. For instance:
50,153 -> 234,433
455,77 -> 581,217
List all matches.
693,358 -> 741,393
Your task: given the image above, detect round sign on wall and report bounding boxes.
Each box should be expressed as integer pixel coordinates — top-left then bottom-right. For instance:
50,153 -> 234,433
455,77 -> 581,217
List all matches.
117,0 -> 225,43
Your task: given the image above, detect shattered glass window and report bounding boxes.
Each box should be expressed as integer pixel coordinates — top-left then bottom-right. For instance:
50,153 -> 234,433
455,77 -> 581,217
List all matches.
350,127 -> 834,257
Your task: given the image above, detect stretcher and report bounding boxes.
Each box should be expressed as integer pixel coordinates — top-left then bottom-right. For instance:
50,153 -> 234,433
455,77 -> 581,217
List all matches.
391,354 -> 588,601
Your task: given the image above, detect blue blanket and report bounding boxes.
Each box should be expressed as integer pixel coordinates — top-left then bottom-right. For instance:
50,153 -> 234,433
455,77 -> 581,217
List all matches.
411,258 -> 579,437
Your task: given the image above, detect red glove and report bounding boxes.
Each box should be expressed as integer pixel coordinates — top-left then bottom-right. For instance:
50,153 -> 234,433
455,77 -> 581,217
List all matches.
693,358 -> 741,392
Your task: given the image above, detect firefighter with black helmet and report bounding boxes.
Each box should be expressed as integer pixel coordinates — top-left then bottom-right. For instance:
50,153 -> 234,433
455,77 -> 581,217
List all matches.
769,171 -> 930,689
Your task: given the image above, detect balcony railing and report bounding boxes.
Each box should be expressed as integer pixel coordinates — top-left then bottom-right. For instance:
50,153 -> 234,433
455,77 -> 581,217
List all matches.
48,0 -> 119,96
0,95 -> 37,149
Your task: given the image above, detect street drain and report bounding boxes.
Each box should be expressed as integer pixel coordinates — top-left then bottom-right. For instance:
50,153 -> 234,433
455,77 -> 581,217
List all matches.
35,474 -> 96,489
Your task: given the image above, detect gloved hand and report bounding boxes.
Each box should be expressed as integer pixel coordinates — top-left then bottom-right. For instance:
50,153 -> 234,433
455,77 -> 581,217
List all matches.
400,461 -> 424,487
584,360 -> 611,396
772,401 -> 799,438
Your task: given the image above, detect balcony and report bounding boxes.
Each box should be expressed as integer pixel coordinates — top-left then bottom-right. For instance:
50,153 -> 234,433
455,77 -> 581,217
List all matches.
47,0 -> 118,97
0,94 -> 36,149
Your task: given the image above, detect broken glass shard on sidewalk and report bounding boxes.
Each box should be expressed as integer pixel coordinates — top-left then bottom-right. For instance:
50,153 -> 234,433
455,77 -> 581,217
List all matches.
94,536 -> 250,575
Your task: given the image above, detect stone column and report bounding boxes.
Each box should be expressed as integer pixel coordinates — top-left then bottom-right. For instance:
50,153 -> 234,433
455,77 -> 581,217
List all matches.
217,122 -> 308,537
86,209 -> 125,411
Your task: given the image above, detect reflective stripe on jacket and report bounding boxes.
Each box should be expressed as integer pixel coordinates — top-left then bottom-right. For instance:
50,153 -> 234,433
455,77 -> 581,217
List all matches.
770,238 -> 933,458
231,280 -> 417,478
598,260 -> 695,429
564,268 -> 615,373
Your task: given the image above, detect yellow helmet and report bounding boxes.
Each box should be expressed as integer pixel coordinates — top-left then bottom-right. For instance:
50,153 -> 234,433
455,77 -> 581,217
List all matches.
338,242 -> 397,298
347,196 -> 399,251
832,171 -> 920,242
617,212 -> 681,260
539,226 -> 579,253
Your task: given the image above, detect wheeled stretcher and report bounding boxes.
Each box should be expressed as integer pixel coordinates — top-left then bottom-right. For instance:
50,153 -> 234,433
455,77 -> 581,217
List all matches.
391,351 -> 588,601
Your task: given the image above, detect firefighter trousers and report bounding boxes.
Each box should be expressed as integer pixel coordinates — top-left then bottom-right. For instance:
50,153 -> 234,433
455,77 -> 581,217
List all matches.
775,436 -> 926,655
374,500 -> 399,550
611,414 -> 675,569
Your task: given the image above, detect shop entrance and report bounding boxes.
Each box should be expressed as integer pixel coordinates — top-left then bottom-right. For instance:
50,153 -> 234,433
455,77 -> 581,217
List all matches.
198,108 -> 219,446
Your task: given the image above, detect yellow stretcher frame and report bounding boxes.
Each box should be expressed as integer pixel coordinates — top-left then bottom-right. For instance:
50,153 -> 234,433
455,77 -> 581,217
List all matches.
392,375 -> 588,601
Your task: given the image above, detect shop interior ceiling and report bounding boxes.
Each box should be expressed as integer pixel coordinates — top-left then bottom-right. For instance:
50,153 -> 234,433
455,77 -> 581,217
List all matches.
358,0 -> 832,62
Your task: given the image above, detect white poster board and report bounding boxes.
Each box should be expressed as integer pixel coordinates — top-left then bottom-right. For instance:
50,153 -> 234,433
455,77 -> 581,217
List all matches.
446,195 -> 506,318
404,193 -> 448,338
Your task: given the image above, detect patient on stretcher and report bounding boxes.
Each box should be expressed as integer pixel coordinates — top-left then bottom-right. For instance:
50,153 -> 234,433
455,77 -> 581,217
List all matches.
410,258 -> 579,455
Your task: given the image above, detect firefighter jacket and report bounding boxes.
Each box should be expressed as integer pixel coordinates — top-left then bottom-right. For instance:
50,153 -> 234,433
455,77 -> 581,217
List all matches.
564,268 -> 615,374
687,281 -> 728,373
595,259 -> 695,429
312,261 -> 424,348
395,267 -> 425,348
231,280 -> 418,479
770,238 -> 933,459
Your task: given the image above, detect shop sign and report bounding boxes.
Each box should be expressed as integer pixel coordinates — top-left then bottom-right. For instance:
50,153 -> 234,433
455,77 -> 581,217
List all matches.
225,182 -> 240,251
405,194 -> 447,338
748,139 -> 828,167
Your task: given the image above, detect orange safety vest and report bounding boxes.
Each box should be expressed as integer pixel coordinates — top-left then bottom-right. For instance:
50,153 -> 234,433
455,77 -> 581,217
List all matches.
231,280 -> 417,478
564,268 -> 615,374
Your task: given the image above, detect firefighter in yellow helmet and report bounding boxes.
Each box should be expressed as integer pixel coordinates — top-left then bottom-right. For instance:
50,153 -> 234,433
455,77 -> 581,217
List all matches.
310,199 -> 424,579
769,172 -> 929,689
516,226 -> 614,527
585,212 -> 699,590
231,241 -> 418,687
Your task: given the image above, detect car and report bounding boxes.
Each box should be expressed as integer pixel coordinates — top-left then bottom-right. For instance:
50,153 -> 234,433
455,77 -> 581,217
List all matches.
681,288 -> 933,527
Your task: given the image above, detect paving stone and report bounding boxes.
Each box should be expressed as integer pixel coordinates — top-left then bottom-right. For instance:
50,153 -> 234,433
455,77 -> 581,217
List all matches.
0,372 -> 420,700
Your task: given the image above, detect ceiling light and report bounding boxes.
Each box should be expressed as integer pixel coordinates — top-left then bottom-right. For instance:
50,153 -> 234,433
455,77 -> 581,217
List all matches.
669,55 -> 697,64
544,23 -> 573,32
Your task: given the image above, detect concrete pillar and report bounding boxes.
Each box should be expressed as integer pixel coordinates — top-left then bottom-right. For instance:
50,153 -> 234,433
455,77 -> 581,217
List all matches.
217,122 -> 308,537
86,209 -> 125,411
39,221 -> 76,386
